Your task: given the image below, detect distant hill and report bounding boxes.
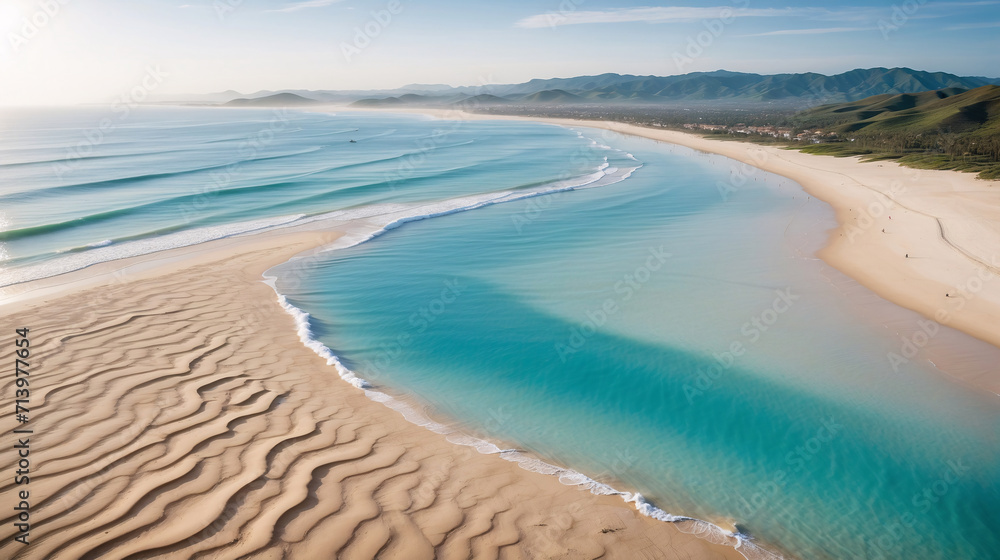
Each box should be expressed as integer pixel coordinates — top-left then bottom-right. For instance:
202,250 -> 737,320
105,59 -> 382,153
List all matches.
452,94 -> 512,108
224,93 -> 319,107
340,68 -> 998,109
517,89 -> 585,104
795,85 -> 1000,135
162,67 -> 1000,109
351,94 -> 435,107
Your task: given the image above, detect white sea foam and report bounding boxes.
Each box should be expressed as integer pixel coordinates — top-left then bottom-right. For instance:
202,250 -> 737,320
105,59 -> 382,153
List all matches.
261,160 -> 784,560
272,292 -> 371,390
0,117 -> 780,558
268,285 -> 782,560
0,214 -> 307,288
261,161 -> 644,258
1,119 -> 644,290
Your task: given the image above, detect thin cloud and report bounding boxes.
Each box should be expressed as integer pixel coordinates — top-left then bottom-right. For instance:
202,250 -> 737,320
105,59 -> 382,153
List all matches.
265,0 -> 344,13
941,0 -> 1000,6
745,26 -> 873,37
515,6 -> 813,28
945,21 -> 1000,30
514,2 -> 1000,28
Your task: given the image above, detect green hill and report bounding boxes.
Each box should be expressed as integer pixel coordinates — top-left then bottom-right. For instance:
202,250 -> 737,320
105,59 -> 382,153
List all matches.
790,85 -> 1000,179
795,85 -> 1000,134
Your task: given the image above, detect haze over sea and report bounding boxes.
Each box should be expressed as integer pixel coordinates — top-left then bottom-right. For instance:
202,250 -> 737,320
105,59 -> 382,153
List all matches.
2,107 -> 998,559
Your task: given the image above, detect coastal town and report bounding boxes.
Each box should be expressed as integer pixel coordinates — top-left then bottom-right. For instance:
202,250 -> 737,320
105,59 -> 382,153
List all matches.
681,122 -> 839,142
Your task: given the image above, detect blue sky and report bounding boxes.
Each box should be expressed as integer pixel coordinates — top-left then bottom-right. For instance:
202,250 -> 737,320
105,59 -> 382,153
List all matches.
1,0 -> 998,104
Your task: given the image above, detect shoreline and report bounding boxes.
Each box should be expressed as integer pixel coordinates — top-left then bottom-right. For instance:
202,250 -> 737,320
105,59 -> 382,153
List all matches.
0,223 -> 751,559
0,210 -> 759,557
343,105 -> 1000,395
2,105 -> 997,558
265,251 -> 787,559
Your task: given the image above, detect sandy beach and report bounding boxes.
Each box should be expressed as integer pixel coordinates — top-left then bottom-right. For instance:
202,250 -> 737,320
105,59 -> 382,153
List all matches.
2,107 -> 998,559
0,223 -> 746,559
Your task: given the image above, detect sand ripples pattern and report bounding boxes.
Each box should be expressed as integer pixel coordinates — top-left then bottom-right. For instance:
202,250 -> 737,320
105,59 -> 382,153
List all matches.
0,237 -> 742,560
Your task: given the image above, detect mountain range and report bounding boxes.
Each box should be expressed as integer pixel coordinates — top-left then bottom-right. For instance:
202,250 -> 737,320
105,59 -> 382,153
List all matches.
173,68 -> 1000,109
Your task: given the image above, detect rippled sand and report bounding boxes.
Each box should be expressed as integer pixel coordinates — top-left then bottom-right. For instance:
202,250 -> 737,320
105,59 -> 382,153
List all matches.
0,230 -> 744,560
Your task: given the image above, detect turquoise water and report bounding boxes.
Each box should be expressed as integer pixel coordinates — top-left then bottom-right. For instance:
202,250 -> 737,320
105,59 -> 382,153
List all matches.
3,108 -> 998,559
0,106 -> 615,284
275,133 -> 1000,559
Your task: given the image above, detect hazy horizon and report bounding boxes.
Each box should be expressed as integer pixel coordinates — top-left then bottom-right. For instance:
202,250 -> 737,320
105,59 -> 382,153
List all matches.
2,0 -> 999,106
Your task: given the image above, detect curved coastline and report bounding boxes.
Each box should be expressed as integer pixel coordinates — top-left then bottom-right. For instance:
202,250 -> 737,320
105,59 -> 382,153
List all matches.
265,285 -> 781,560
353,106 -> 1000,395
2,152 -> 761,558
259,109 -> 1000,560
261,191 -> 788,559
3,109 -> 997,559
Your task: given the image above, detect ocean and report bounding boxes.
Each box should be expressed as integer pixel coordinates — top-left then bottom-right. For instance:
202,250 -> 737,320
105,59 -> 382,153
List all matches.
3,106 -> 998,559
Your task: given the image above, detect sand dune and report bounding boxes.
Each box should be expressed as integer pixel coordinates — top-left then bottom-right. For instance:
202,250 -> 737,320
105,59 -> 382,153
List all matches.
0,231 -> 746,560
